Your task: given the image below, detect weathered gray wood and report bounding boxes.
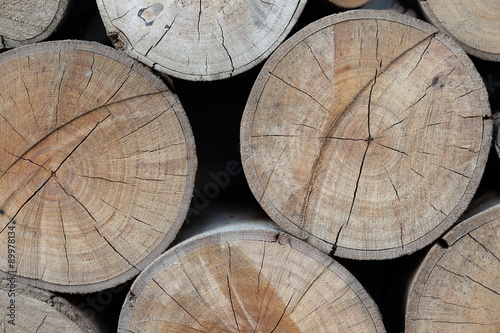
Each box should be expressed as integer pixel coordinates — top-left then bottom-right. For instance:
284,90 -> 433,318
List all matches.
0,0 -> 69,48
96,0 -> 308,80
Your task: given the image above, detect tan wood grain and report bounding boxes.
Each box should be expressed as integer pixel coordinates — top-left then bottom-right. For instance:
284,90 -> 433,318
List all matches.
406,199 -> 500,332
326,0 -> 370,9
0,40 -> 196,293
240,10 -> 492,260
0,281 -> 101,332
419,0 -> 500,61
119,227 -> 386,332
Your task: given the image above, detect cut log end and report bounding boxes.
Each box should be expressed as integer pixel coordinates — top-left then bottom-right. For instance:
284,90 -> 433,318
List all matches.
0,0 -> 69,49
419,0 -> 500,62
240,10 -> 492,260
96,0 -> 308,81
406,200 -> 500,332
0,281 -> 100,332
118,228 -> 386,333
0,40 -> 196,293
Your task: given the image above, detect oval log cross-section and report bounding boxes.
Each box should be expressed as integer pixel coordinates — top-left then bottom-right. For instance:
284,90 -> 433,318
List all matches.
240,10 -> 492,260
0,41 -> 196,293
406,199 -> 500,332
118,228 -> 386,332
96,0 -> 308,81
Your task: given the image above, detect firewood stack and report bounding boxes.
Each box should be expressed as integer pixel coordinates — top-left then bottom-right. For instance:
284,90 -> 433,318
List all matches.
0,0 -> 498,332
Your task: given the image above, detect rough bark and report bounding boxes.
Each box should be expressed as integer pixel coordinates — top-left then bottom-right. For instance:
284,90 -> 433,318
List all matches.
96,0 -> 308,81
0,40 -> 196,293
240,10 -> 492,260
0,281 -> 101,332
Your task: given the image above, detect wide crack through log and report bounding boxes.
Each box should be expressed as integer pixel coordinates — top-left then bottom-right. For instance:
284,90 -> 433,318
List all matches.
0,87 -> 174,281
267,26 -> 439,255
0,113 -> 110,234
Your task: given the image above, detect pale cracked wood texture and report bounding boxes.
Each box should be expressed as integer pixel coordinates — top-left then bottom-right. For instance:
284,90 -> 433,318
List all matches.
419,0 -> 500,62
118,228 -> 386,333
0,0 -> 69,49
240,10 -> 492,260
0,281 -> 100,332
0,40 -> 196,293
406,199 -> 500,332
96,0 -> 308,81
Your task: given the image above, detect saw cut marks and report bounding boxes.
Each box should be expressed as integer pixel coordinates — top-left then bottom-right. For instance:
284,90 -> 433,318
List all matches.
0,40 -> 196,293
96,0 -> 308,80
240,10 -> 492,260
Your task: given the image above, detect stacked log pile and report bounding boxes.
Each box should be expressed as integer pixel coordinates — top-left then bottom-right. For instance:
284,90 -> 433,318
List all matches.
0,0 -> 498,332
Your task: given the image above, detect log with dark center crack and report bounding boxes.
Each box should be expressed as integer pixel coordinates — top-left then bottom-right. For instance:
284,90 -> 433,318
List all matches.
96,0 -> 308,81
0,40 -> 197,293
240,10 -> 492,260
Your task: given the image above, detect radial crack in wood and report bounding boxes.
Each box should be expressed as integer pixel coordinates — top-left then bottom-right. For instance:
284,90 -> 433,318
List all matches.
118,228 -> 386,332
96,0 -> 308,81
406,199 -> 500,332
0,40 -> 196,293
240,10 -> 492,260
